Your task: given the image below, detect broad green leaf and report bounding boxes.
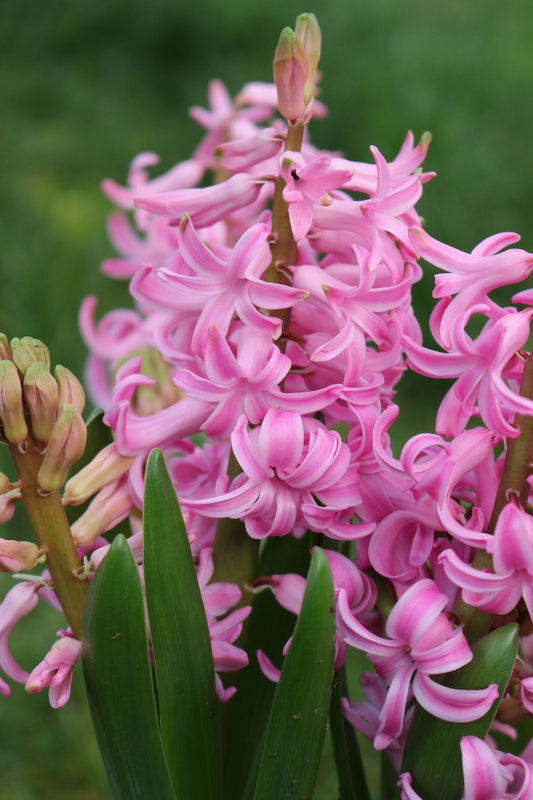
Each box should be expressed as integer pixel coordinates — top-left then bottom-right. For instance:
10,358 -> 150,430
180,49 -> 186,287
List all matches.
82,534 -> 176,800
398,623 -> 518,800
143,449 -> 222,800
330,666 -> 371,800
223,533 -> 313,800
253,547 -> 336,800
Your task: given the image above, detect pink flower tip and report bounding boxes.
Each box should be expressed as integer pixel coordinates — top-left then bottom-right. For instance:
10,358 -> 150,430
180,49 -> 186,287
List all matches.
25,635 -> 82,709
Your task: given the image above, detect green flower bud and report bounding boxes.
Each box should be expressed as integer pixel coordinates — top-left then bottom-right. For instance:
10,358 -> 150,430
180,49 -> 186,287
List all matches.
63,443 -> 133,506
0,334 -> 12,361
37,404 -> 87,493
295,13 -> 321,110
54,365 -> 86,415
0,360 -> 28,444
11,337 -> 50,376
23,362 -> 60,445
273,26 -> 309,123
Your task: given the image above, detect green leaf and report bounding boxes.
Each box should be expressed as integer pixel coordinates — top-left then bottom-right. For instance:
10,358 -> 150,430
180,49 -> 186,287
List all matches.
223,533 -> 313,800
143,449 -> 222,800
329,666 -> 371,800
82,534 -> 176,800
253,547 -> 336,800
398,623 -> 518,800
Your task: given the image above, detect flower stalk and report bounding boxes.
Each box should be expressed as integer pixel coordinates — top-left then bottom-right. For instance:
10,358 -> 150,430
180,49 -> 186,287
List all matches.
9,439 -> 88,638
488,348 -> 533,529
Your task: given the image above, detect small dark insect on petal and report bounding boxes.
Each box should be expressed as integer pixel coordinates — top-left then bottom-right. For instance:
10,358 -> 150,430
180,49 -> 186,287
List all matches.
291,169 -> 300,182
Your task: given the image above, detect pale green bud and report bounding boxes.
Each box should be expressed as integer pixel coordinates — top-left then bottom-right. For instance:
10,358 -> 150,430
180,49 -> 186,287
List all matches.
273,27 -> 309,123
71,475 -> 133,547
23,362 -> 59,445
54,365 -> 86,415
0,334 -> 12,361
295,13 -> 321,109
37,404 -> 87,493
0,360 -> 28,444
11,337 -> 50,376
63,443 -> 133,506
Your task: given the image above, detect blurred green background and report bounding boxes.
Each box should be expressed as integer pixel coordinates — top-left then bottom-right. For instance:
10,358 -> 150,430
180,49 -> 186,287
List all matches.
0,0 -> 533,796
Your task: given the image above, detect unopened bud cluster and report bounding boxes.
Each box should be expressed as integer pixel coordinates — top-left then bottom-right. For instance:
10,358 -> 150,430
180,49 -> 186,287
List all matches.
273,12 -> 321,123
0,335 -> 87,493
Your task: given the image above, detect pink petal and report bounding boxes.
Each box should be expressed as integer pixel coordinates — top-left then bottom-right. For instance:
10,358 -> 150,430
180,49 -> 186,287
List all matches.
412,672 -> 498,722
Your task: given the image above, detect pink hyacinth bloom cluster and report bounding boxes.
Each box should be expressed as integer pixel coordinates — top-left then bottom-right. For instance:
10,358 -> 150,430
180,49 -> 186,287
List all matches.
3,15 -> 533,796
73,35 -> 533,782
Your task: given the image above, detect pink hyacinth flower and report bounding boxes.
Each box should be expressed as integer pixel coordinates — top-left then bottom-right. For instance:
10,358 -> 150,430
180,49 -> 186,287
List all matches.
0,581 -> 40,696
338,579 -> 498,751
185,409 -> 359,540
439,494 -> 533,620
409,226 -> 533,350
399,735 -> 533,800
403,306 -> 533,437
25,632 -> 82,709
281,151 -> 353,240
175,325 -> 341,441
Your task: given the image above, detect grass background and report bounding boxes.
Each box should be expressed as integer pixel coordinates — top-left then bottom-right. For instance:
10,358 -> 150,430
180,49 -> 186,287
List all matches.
0,0 -> 533,796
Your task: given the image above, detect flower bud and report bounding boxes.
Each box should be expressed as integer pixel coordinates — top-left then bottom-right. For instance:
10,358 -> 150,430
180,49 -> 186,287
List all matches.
71,474 -> 133,546
11,337 -> 50,376
0,360 -> 28,445
63,442 -> 133,506
54,365 -> 86,415
0,539 -> 43,573
0,489 -> 20,525
273,26 -> 309,123
295,13 -> 321,112
37,404 -> 87,493
23,362 -> 59,445
0,334 -> 12,361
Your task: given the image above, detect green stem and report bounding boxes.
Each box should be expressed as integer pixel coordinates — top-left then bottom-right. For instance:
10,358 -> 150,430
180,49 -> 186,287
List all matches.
264,120 -> 304,340
9,439 -> 88,638
487,350 -> 533,531
212,448 -> 259,608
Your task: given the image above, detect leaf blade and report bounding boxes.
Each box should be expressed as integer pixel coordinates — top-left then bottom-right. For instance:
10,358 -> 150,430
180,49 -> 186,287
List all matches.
82,534 -> 176,800
253,547 -> 336,800
143,448 -> 222,799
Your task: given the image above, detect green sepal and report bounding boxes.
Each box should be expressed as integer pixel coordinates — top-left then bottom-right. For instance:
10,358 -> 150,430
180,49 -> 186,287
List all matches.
143,449 -> 222,799
253,547 -> 336,800
398,623 -> 519,800
82,534 -> 176,800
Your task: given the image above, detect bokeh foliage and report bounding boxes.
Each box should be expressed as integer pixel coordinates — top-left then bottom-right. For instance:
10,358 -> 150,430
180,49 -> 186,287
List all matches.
0,0 -> 532,796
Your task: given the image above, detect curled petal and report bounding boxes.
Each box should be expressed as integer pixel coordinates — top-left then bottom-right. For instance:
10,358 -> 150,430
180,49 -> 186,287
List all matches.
412,672 -> 498,722
460,736 -> 508,800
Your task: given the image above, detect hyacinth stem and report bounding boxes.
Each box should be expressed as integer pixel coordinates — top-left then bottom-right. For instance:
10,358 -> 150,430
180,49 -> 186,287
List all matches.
488,349 -> 533,531
212,122 -> 305,595
9,439 -> 88,638
212,450 -> 258,608
264,120 -> 304,338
